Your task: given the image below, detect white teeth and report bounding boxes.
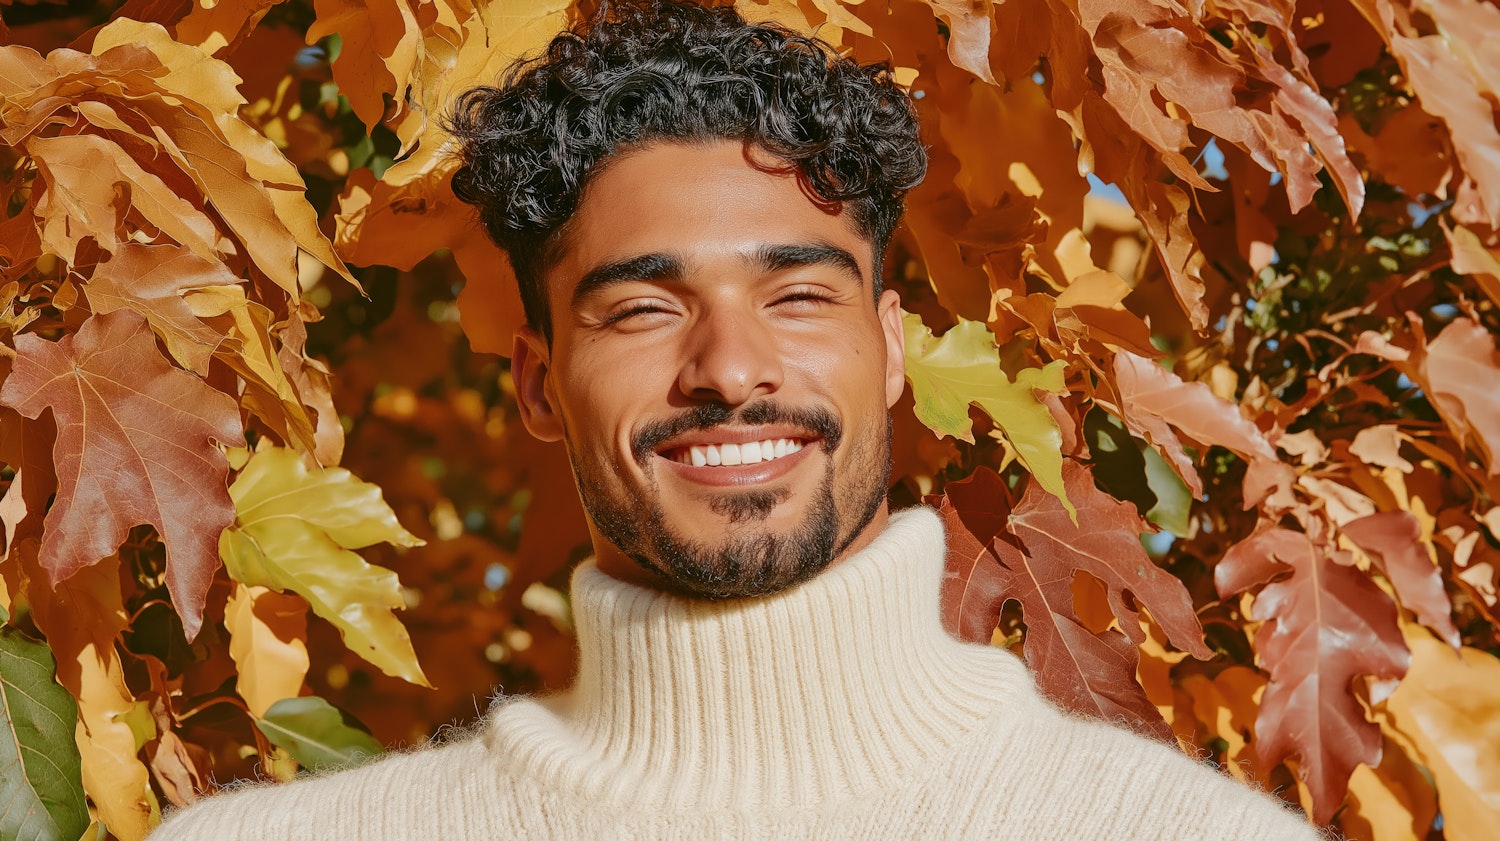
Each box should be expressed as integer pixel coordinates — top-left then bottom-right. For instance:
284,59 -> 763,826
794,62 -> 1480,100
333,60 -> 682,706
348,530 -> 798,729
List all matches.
669,437 -> 807,467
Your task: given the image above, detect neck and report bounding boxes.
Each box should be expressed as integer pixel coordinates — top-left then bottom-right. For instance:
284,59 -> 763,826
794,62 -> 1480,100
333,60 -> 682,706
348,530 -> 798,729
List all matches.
508,508 -> 1020,809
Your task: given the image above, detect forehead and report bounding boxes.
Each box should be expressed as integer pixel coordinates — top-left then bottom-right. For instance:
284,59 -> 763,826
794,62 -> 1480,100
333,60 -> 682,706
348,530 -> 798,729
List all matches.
550,141 -> 871,281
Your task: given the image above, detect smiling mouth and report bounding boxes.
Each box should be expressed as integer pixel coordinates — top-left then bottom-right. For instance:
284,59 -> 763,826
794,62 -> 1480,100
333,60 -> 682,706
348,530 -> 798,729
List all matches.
661,438 -> 809,467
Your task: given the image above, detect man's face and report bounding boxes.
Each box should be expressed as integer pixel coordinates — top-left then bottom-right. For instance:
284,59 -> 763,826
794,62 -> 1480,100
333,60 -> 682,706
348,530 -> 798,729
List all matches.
512,141 -> 906,598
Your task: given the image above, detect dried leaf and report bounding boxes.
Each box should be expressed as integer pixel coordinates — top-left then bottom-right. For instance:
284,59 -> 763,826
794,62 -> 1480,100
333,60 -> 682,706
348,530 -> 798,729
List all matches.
84,242 -> 238,376
1002,462 -> 1210,738
0,311 -> 242,639
24,555 -> 155,841
1342,511 -> 1460,648
1423,317 -> 1500,476
1216,524 -> 1410,822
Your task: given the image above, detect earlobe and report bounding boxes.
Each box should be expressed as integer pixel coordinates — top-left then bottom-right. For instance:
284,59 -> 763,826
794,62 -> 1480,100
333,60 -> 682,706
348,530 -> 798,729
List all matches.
877,289 -> 906,408
513,328 -> 566,443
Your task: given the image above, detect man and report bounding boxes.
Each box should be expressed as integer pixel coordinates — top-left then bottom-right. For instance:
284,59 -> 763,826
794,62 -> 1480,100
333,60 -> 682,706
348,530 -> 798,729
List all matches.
153,2 -> 1320,838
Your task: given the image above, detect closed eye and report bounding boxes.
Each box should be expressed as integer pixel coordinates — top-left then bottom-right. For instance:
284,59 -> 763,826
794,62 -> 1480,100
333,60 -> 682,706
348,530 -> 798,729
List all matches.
603,302 -> 675,324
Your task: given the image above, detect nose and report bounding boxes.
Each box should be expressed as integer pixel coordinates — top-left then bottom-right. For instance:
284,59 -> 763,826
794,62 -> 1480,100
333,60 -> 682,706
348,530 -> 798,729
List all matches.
675,304 -> 785,406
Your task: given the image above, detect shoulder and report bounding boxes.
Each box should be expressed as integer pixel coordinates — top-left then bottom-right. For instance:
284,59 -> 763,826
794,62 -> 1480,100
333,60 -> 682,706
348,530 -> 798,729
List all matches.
148,727 -> 501,841
961,652 -> 1323,841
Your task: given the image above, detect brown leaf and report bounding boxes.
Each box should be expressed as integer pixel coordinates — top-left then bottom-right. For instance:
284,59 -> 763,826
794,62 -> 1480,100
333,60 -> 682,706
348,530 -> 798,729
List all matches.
1001,462 -> 1211,739
1386,2 -> 1500,226
1342,511 -> 1461,648
27,133 -> 220,265
0,311 -> 243,638
85,242 -> 238,375
927,466 -> 1014,642
1422,317 -> 1500,475
921,0 -> 999,85
1215,523 -> 1410,822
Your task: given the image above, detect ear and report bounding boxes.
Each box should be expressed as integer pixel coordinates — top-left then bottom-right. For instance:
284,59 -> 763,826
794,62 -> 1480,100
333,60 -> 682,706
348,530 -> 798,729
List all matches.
877,289 -> 906,409
512,327 -> 565,443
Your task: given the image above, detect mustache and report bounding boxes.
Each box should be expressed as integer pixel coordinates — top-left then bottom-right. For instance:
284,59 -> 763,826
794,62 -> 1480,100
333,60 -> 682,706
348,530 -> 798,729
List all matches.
631,401 -> 843,465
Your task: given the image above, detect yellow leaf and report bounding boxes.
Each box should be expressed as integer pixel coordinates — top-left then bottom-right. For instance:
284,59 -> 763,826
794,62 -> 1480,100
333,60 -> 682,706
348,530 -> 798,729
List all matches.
1384,626 -> 1500,840
902,311 -> 1073,516
220,446 -> 430,687
24,553 -> 155,841
226,583 -> 311,719
1341,733 -> 1438,841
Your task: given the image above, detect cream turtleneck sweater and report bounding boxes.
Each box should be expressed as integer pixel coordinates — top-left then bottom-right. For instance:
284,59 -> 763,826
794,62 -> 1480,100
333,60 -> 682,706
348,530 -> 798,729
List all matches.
152,508 -> 1318,839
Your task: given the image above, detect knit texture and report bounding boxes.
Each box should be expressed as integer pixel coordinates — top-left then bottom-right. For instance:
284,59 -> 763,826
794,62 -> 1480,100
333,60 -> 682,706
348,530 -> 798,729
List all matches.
151,508 -> 1319,839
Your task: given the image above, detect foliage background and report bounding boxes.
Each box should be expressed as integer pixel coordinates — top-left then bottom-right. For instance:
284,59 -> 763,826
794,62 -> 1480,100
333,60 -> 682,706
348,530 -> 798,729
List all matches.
2,0 -> 1499,839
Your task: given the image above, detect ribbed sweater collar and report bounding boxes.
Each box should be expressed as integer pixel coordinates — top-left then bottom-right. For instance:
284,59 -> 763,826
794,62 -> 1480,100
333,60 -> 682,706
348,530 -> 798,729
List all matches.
499,507 -> 1019,810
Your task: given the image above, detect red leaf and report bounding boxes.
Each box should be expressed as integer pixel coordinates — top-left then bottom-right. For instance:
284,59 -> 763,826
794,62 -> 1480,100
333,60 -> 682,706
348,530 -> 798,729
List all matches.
1342,511 -> 1461,648
0,310 -> 243,638
1215,524 -> 1410,822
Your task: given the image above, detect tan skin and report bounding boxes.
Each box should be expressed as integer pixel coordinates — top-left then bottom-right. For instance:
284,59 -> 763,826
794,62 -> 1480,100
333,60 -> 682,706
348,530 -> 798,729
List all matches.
511,140 -> 906,592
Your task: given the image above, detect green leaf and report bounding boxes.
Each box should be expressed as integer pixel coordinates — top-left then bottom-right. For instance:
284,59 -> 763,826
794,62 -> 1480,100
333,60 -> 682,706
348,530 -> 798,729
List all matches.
0,625 -> 88,841
220,445 -> 430,686
255,696 -> 384,773
1142,443 -> 1193,538
903,312 -> 1074,517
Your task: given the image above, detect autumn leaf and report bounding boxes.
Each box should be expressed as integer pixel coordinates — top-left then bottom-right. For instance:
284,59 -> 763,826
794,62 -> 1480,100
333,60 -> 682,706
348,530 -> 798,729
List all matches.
84,242 -> 239,376
219,445 -> 430,687
0,311 -> 243,639
226,583 -> 311,720
23,553 -> 155,841
1384,626 -> 1500,840
927,466 -> 1013,642
1422,317 -> 1500,476
903,312 -> 1074,516
1341,511 -> 1461,648
1000,461 -> 1211,736
1216,523 -> 1410,822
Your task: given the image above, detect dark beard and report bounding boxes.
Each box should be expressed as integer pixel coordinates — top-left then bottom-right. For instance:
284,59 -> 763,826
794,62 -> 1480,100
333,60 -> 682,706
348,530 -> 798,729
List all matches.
569,401 -> 891,599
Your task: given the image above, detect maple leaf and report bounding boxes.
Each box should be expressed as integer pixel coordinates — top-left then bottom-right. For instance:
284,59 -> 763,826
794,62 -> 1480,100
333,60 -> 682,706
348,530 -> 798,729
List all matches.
219,445 -> 431,687
84,242 -> 239,376
0,310 -> 243,639
1216,523 -> 1410,823
903,312 -> 1074,516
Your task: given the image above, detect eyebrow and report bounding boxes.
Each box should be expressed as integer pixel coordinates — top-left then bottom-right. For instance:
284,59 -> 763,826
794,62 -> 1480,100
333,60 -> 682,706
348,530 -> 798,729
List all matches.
751,243 -> 864,286
570,241 -> 865,306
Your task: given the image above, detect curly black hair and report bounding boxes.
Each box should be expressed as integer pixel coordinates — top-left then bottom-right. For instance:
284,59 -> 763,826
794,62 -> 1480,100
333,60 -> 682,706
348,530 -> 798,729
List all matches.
446,0 -> 927,342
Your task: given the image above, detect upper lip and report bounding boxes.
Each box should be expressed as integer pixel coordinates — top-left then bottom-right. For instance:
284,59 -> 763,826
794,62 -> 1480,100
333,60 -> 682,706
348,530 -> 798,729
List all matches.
652,425 -> 820,455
